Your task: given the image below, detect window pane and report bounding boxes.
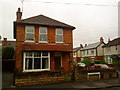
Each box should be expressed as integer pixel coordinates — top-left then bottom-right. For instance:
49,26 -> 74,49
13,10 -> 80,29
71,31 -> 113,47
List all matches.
34,58 -> 41,69
42,52 -> 48,56
26,52 -> 32,57
26,33 -> 34,41
34,52 -> 41,57
56,28 -> 63,34
40,34 -> 47,41
56,35 -> 63,42
40,27 -> 47,33
26,26 -> 34,33
25,58 -> 32,70
42,58 -> 49,69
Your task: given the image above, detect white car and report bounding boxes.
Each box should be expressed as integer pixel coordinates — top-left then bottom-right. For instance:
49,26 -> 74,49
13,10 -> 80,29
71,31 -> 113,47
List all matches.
77,63 -> 86,67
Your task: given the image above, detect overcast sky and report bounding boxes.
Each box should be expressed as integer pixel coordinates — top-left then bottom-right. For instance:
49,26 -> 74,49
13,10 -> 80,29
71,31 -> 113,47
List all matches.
0,0 -> 119,47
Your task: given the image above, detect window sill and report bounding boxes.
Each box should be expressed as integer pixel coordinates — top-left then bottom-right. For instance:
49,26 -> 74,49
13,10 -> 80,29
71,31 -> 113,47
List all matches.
22,69 -> 50,72
39,41 -> 48,43
56,42 -> 64,43
24,41 -> 35,43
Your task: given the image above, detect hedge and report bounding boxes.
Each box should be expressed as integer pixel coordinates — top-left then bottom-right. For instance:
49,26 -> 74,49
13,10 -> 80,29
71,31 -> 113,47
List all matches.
2,46 -> 15,59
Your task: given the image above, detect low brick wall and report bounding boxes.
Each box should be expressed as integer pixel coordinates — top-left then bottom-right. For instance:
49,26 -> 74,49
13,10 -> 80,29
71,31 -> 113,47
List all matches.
75,68 -> 118,81
15,71 -> 68,86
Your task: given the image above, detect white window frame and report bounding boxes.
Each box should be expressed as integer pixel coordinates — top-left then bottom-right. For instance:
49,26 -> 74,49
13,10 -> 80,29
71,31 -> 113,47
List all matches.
56,28 -> 63,43
25,26 -> 35,42
39,27 -> 48,43
23,52 -> 50,72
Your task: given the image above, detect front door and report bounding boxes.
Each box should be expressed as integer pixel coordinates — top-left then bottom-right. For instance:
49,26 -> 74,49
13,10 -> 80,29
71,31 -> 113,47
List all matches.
54,56 -> 61,70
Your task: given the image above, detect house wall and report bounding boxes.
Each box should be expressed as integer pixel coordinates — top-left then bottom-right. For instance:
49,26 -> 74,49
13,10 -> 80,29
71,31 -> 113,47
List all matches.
81,49 -> 96,57
15,24 -> 73,73
97,43 -> 104,56
104,45 -> 120,56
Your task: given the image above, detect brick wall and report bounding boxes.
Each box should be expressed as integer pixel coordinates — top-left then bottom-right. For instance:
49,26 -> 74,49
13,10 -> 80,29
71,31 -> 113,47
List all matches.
15,24 -> 73,72
15,71 -> 67,86
75,68 -> 118,81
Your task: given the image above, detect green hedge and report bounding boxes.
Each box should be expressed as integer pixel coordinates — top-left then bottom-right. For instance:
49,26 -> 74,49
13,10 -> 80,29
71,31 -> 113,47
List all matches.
94,60 -> 107,64
2,46 -> 15,59
81,58 -> 91,66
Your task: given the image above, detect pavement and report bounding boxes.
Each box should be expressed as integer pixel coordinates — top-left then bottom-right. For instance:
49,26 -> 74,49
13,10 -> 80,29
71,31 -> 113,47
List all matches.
2,72 -> 120,89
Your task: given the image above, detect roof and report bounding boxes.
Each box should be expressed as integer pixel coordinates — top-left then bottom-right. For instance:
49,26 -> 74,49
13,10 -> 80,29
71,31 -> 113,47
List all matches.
73,47 -> 81,52
14,14 -> 75,39
103,37 -> 120,47
80,42 -> 103,50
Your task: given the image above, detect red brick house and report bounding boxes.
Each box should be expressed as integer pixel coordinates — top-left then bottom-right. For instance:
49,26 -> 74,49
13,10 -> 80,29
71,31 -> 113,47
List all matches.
14,8 -> 75,73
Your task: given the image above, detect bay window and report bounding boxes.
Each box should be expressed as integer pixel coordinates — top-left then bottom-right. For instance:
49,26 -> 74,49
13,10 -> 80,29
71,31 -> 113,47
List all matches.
23,51 -> 50,71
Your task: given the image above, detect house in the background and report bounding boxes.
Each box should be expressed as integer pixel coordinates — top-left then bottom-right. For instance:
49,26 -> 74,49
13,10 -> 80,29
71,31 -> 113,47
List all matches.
80,37 -> 105,62
103,37 -> 120,64
2,38 -> 16,50
14,8 -> 75,73
73,44 -> 83,63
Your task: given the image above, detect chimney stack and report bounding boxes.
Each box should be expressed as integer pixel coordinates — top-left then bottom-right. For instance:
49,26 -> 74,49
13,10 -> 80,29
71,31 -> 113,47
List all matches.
2,38 -> 7,46
80,44 -> 83,48
85,44 -> 87,47
16,8 -> 22,21
108,38 -> 111,43
100,37 -> 104,42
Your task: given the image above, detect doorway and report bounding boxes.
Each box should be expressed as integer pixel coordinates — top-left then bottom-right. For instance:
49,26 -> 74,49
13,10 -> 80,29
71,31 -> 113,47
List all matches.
54,56 -> 62,70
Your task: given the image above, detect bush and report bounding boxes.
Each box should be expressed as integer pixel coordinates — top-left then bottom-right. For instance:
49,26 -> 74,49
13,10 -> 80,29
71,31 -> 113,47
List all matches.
81,58 -> 91,66
95,60 -> 107,64
2,46 -> 15,59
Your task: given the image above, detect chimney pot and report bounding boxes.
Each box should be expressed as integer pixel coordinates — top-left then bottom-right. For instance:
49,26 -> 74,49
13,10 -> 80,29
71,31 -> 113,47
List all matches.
80,44 -> 83,48
85,44 -> 87,47
16,7 -> 22,21
108,38 -> 110,43
100,37 -> 104,42
2,38 -> 7,46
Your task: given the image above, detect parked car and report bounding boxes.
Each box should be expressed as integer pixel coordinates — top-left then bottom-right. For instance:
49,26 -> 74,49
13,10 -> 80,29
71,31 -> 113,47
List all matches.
77,62 -> 86,67
92,64 -> 113,69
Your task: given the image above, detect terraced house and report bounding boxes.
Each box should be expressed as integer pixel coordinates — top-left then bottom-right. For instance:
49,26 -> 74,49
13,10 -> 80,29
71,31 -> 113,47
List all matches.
103,37 -> 120,64
80,37 -> 105,62
14,8 -> 75,74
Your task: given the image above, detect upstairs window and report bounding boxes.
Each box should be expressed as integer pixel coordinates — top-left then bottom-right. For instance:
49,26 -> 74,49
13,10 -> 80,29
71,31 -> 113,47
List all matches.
91,50 -> 94,54
25,26 -> 34,41
56,28 -> 63,42
39,27 -> 47,42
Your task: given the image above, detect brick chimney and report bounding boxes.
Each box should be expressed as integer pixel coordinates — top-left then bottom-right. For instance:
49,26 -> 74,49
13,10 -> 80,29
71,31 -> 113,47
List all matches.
2,38 -> 7,46
16,8 -> 22,21
80,44 -> 83,48
100,37 -> 104,42
85,44 -> 87,47
108,38 -> 111,43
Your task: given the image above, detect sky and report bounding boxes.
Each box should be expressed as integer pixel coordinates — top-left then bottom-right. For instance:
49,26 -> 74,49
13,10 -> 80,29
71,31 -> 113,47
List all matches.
0,0 -> 119,47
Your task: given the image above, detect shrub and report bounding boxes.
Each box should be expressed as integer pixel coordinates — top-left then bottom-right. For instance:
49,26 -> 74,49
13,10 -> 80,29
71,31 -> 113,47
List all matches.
2,46 -> 15,59
95,60 -> 107,64
81,58 -> 91,66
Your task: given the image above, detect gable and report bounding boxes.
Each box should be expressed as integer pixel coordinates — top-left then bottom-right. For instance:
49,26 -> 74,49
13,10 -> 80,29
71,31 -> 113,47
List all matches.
13,15 -> 75,39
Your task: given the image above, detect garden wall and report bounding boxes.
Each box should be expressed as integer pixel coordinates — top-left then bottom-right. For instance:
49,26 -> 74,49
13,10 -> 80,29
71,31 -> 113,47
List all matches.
15,71 -> 71,86
75,68 -> 118,81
